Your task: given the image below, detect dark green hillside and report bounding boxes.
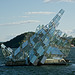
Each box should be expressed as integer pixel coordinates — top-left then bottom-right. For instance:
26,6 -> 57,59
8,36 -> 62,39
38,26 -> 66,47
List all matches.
3,32 -> 34,48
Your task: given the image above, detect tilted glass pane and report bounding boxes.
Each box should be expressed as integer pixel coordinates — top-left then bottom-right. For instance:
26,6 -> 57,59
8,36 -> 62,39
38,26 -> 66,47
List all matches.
25,57 -> 28,64
22,41 -> 28,49
57,30 -> 62,36
51,47 -> 63,55
14,47 -> 20,56
46,46 -> 52,54
41,29 -> 46,35
63,40 -> 68,46
17,51 -> 23,59
56,15 -> 61,22
29,49 -> 34,61
55,22 -> 59,27
59,9 -> 64,16
37,46 -> 44,56
53,15 -> 57,21
43,36 -> 50,46
41,56 -> 47,64
30,55 -> 37,63
30,37 -> 35,45
37,29 -> 41,34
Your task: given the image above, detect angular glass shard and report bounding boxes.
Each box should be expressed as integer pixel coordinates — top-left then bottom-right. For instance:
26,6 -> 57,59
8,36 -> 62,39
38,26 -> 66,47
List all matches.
22,41 -> 28,49
17,51 -> 23,59
33,37 -> 39,43
25,57 -> 28,65
30,34 -> 36,40
51,47 -> 63,55
49,27 -> 55,36
41,56 -> 47,64
14,47 -> 20,56
41,29 -> 46,35
29,49 -> 34,61
37,28 -> 46,36
56,30 -> 62,36
37,46 -> 44,56
58,9 -> 65,16
56,15 -> 61,22
49,22 -> 53,27
1,44 -> 6,49
34,42 -> 42,50
63,40 -> 68,46
30,34 -> 37,46
57,39 -> 62,45
55,22 -> 59,27
43,36 -> 50,46
33,58 -> 39,65
37,29 -> 42,34
46,46 -> 52,54
53,15 -> 57,22
7,47 -> 13,53
30,37 -> 35,46
62,33 -> 67,37
30,55 -> 37,64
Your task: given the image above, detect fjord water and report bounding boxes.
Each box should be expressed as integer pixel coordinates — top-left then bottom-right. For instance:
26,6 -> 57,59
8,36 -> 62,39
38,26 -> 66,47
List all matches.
0,48 -> 75,75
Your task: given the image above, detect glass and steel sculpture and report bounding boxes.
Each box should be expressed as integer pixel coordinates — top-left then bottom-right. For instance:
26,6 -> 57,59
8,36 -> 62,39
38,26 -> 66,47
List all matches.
1,9 -> 72,65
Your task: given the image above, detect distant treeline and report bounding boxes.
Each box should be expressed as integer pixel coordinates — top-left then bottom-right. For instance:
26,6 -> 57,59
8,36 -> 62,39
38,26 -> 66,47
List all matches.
0,32 -> 75,48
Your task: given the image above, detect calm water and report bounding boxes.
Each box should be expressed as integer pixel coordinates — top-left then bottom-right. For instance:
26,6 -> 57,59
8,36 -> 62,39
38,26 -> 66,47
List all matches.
0,48 -> 75,75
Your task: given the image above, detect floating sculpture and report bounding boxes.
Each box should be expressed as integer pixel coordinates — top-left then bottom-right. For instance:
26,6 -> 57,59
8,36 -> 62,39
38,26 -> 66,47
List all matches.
1,9 -> 72,65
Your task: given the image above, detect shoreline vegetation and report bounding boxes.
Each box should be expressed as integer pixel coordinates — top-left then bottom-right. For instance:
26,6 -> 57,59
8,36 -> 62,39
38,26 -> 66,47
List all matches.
0,32 -> 75,48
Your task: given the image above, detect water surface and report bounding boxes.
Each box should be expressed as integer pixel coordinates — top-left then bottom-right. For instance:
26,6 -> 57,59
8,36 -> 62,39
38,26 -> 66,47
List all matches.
0,48 -> 75,75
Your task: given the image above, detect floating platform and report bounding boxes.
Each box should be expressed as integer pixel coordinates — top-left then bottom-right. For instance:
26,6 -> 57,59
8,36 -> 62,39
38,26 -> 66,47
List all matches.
5,59 -> 69,66
44,59 -> 68,65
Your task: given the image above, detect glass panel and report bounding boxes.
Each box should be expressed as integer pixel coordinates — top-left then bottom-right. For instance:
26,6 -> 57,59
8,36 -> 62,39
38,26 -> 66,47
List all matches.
41,29 -> 46,35
14,47 -> 20,56
25,57 -> 28,64
30,34 -> 36,40
43,36 -> 50,46
59,9 -> 64,16
30,37 -> 35,45
41,56 -> 47,64
51,47 -> 63,55
30,55 -> 37,64
56,15 -> 61,22
7,47 -> 13,53
63,40 -> 67,46
34,42 -> 41,50
43,38 -> 48,44
49,27 -> 55,36
56,30 -> 62,36
22,41 -> 28,49
29,49 -> 34,61
37,29 -> 41,34
49,22 -> 52,27
17,51 -> 23,59
37,46 -> 44,56
53,15 -> 57,21
57,39 -> 62,45
55,22 -> 59,27
46,46 -> 52,54
40,48 -> 45,56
